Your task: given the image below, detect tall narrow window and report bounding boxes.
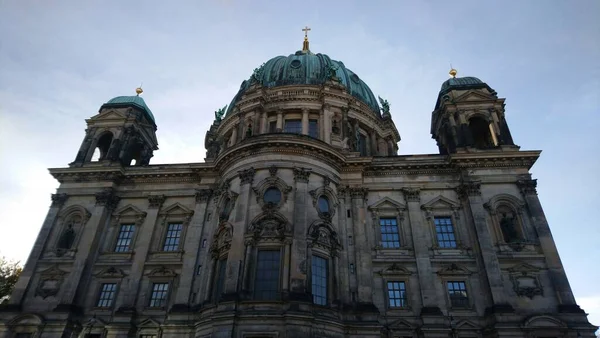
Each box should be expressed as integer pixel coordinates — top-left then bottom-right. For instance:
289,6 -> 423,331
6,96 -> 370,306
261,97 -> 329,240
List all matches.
434,217 -> 457,248
213,258 -> 227,301
163,223 -> 182,251
254,250 -> 281,300
447,281 -> 469,308
387,281 -> 407,308
308,119 -> 319,138
149,283 -> 169,308
96,283 -> 117,308
114,224 -> 135,252
359,134 -> 368,156
380,218 -> 400,248
311,255 -> 328,305
284,119 -> 302,134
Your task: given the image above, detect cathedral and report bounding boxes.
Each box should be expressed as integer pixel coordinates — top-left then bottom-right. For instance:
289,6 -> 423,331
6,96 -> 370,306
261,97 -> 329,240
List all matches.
0,31 -> 597,338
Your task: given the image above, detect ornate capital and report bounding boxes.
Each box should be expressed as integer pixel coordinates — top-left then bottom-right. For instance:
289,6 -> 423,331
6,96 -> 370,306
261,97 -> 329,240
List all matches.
195,189 -> 213,203
238,167 -> 255,185
147,195 -> 166,209
517,179 -> 537,196
456,181 -> 481,199
401,188 -> 421,202
95,189 -> 120,210
51,193 -> 69,208
349,187 -> 368,200
268,165 -> 278,177
293,167 -> 311,183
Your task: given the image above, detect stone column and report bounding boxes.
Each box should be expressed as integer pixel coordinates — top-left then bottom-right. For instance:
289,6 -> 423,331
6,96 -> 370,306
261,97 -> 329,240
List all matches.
173,189 -> 212,307
276,110 -> 283,131
517,179 -> 581,312
401,188 -> 441,314
282,239 -> 292,292
457,181 -> 512,312
349,187 -> 373,303
301,108 -> 309,135
289,167 -> 311,296
241,241 -> 254,293
10,193 -> 69,305
224,168 -> 255,295
59,189 -> 120,308
260,111 -> 268,134
321,105 -> 328,142
336,187 -> 353,304
114,195 -> 164,310
230,126 -> 238,146
370,129 -> 378,156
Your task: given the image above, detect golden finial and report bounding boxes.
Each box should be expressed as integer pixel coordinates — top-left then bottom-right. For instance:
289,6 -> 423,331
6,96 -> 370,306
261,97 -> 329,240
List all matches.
449,65 -> 457,78
302,25 -> 311,52
135,85 -> 143,96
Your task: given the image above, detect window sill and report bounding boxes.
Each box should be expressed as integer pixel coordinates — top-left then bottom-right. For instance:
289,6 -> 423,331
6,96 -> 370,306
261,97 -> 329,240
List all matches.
97,251 -> 134,262
374,247 -> 413,257
147,251 -> 184,262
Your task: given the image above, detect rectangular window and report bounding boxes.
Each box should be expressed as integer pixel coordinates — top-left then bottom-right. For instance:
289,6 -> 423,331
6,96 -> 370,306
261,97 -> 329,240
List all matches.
149,283 -> 169,308
447,281 -> 469,308
114,224 -> 135,252
308,119 -> 319,138
214,258 -> 227,301
96,283 -> 117,308
380,218 -> 400,248
435,217 -> 457,248
311,255 -> 328,306
284,119 -> 302,134
254,250 -> 281,300
359,133 -> 368,156
387,281 -> 407,308
163,223 -> 182,251
269,121 -> 277,133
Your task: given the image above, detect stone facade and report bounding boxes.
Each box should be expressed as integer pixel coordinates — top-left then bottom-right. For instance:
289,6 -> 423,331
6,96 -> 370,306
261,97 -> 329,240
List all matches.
0,51 -> 597,338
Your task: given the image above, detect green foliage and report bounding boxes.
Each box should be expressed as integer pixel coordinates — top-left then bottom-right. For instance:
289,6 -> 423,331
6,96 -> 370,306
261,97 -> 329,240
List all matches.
0,256 -> 22,303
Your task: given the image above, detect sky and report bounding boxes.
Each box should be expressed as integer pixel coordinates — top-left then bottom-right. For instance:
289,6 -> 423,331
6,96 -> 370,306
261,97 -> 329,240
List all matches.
0,0 -> 598,328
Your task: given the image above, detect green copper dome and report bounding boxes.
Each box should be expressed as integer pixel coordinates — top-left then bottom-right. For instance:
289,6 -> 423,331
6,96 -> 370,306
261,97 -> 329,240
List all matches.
101,95 -> 155,124
439,76 -> 491,94
227,52 -> 381,115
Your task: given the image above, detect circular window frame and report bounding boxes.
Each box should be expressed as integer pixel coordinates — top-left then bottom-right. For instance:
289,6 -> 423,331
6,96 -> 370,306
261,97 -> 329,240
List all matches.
263,187 -> 282,206
290,59 -> 302,69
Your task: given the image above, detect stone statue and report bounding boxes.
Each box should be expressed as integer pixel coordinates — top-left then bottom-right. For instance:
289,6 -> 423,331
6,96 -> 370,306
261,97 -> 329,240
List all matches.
326,64 -> 339,81
378,96 -> 390,115
332,119 -> 340,134
214,105 -> 227,122
354,121 -> 361,152
346,121 -> 357,151
251,63 -> 265,83
57,224 -> 76,250
500,213 -> 519,243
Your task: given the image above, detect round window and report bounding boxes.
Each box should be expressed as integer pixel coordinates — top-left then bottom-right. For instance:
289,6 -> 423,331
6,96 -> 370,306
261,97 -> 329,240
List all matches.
263,187 -> 282,205
318,196 -> 330,213
290,59 -> 302,68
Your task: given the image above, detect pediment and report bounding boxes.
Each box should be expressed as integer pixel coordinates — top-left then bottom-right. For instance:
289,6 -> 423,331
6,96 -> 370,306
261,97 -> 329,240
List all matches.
146,266 -> 177,277
113,204 -> 147,217
507,262 -> 540,274
8,313 -> 44,325
379,263 -> 412,276
368,197 -> 406,211
421,195 -> 460,210
95,266 -> 127,278
389,318 -> 414,330
90,109 -> 127,121
39,265 -> 67,277
453,90 -> 497,103
138,318 -> 161,328
524,315 -> 567,328
160,202 -> 194,216
456,319 -> 479,330
437,263 -> 472,276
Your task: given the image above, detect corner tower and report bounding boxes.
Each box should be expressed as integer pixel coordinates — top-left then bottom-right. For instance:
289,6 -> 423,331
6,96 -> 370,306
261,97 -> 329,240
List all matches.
431,69 -> 517,154
71,88 -> 158,167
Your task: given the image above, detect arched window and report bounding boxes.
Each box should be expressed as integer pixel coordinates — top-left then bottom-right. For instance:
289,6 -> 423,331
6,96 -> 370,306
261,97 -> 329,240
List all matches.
93,132 -> 113,161
318,196 -> 330,214
468,116 -> 494,149
220,197 -> 233,221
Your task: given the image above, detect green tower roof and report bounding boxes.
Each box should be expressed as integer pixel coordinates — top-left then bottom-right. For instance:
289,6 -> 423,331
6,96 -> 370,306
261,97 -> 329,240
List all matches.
101,94 -> 155,124
226,51 -> 381,116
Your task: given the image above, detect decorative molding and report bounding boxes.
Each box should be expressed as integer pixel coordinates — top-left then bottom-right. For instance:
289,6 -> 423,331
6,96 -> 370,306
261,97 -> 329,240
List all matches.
323,176 -> 331,187
436,263 -> 472,276
51,193 -> 69,208
195,189 -> 213,203
112,204 -> 147,227
420,195 -> 461,219
456,181 -> 481,199
349,187 -> 368,200
307,221 -> 342,256
308,185 -> 340,221
268,165 -> 278,177
147,195 -> 166,209
378,263 -> 412,276
146,266 -> 177,278
210,222 -> 233,259
401,188 -> 421,202
238,167 -> 255,185
517,179 -> 538,196
247,209 -> 290,242
95,188 -> 120,210
507,263 -> 543,299
35,265 -> 67,299
293,167 -> 311,183
252,174 -> 292,210
95,266 -> 127,279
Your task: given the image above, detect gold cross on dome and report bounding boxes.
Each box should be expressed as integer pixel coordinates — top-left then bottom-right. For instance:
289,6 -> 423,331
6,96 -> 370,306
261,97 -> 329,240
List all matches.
302,25 -> 311,38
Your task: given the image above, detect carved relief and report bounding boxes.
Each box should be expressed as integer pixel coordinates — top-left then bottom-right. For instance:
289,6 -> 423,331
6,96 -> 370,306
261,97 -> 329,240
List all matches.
210,222 -> 233,259
307,221 -> 342,255
35,265 -> 67,299
456,181 -> 481,199
147,195 -> 166,209
247,210 -> 290,242
95,266 -> 127,279
51,193 -> 69,208
401,188 -> 421,202
238,167 -> 255,185
508,263 -> 543,299
293,167 -> 311,183
95,188 -> 120,210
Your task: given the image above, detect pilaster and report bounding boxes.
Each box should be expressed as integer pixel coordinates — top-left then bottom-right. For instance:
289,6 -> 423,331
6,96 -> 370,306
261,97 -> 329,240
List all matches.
290,167 -> 311,295
10,193 -> 69,305
301,108 -> 309,135
349,187 -> 373,303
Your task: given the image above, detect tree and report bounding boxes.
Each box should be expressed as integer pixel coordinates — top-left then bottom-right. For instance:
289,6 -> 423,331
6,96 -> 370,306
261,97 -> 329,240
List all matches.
0,256 -> 22,303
